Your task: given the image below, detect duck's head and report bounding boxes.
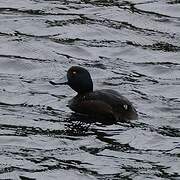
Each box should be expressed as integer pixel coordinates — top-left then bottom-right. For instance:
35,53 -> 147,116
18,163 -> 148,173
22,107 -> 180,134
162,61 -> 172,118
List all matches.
50,66 -> 93,94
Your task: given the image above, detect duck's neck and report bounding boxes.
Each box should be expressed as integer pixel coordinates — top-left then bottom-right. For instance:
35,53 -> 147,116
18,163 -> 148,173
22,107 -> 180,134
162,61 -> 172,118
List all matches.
77,90 -> 93,96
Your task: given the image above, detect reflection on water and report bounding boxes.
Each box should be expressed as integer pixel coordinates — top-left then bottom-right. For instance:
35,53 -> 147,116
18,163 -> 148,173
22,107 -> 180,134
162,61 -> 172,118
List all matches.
0,0 -> 180,179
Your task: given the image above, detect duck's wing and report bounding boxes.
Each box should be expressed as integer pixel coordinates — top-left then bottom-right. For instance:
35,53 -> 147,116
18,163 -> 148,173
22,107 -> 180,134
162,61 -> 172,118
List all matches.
86,89 -> 131,108
85,89 -> 138,120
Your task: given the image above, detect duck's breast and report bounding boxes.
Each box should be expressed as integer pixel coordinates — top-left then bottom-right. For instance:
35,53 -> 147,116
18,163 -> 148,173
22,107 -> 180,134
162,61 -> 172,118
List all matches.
68,94 -> 114,117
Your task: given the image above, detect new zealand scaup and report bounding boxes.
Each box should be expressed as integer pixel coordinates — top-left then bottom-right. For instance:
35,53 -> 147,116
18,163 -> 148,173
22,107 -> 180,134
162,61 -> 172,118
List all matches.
49,66 -> 138,122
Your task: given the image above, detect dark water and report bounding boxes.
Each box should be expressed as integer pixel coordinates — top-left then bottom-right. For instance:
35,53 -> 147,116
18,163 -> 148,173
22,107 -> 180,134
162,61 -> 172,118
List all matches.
0,0 -> 180,179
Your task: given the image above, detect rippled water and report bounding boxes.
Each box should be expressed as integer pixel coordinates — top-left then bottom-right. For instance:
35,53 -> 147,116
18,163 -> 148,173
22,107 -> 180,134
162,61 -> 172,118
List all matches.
0,0 -> 180,179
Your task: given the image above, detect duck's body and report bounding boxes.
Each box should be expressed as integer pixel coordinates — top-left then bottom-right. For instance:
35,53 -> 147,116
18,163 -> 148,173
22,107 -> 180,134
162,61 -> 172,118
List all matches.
50,66 -> 138,122
69,89 -> 137,121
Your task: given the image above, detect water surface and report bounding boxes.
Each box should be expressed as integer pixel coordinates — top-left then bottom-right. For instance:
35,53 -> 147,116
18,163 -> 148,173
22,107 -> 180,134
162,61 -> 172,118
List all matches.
0,0 -> 180,179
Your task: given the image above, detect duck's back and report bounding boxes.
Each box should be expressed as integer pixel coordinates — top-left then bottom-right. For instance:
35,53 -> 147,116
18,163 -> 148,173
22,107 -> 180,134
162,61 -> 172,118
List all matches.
69,89 -> 138,121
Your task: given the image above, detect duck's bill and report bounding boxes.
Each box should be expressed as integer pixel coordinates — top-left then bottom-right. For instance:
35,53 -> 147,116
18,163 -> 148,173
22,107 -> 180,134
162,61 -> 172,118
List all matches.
49,76 -> 68,85
49,81 -> 68,85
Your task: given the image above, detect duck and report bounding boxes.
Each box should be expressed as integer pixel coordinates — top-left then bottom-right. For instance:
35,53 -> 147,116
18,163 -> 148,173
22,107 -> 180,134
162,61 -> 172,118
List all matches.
49,66 -> 138,122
